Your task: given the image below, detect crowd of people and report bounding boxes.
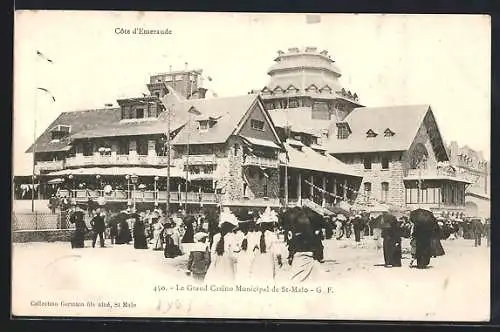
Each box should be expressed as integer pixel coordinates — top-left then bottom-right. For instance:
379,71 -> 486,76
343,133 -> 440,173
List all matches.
66,201 -> 491,284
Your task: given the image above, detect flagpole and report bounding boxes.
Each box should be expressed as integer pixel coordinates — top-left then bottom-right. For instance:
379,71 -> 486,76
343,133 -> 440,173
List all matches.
31,52 -> 40,213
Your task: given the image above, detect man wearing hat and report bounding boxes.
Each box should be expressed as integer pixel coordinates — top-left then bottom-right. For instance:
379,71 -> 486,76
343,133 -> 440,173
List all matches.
90,209 -> 106,248
352,214 -> 363,243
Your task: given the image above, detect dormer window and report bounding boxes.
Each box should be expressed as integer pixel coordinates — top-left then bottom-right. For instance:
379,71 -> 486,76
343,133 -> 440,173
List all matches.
250,119 -> 265,131
50,125 -> 71,141
189,106 -> 202,115
287,138 -> 304,151
261,87 -> 272,95
384,128 -> 395,137
336,122 -> 351,139
366,129 -> 378,138
199,120 -> 209,132
306,84 -> 318,93
286,85 -> 299,94
273,86 -> 284,94
320,85 -> 332,93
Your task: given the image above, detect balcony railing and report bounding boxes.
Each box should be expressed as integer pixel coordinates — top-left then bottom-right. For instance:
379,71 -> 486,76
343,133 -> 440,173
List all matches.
66,189 -> 218,204
406,168 -> 458,178
187,172 -> 216,180
184,154 -> 217,165
243,155 -> 279,168
35,160 -> 65,173
65,154 -> 170,167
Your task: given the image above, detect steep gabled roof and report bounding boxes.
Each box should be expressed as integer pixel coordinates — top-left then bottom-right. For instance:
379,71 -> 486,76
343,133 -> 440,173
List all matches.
171,94 -> 262,145
70,106 -> 190,140
26,108 -> 122,153
328,104 -> 439,154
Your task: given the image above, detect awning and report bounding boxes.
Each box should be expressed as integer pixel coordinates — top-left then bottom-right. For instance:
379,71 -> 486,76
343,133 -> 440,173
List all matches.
47,166 -> 185,178
47,178 -> 65,184
240,136 -> 281,149
282,143 -> 361,178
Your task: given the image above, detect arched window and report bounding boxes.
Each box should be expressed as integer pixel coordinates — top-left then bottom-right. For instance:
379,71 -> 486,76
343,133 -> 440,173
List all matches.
363,182 -> 372,202
381,182 -> 389,202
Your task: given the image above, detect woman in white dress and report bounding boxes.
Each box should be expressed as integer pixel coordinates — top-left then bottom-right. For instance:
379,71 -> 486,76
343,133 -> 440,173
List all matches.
151,220 -> 164,251
235,218 -> 259,283
204,208 -> 239,284
249,207 -> 283,282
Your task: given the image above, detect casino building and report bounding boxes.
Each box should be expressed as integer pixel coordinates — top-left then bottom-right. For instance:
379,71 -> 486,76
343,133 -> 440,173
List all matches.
22,46 -> 474,216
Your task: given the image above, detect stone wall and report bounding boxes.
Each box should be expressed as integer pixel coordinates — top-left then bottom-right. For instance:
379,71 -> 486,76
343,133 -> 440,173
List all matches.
335,151 -> 406,207
219,136 -> 280,202
12,229 -> 92,243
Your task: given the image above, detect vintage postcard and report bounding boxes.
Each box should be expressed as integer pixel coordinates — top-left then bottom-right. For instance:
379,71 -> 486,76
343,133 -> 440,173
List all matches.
12,11 -> 491,321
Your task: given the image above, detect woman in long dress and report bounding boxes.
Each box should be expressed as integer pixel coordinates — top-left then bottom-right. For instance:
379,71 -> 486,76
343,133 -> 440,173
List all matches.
133,217 -> 149,249
164,219 -> 183,258
204,208 -> 239,284
235,219 -> 259,282
249,208 -> 283,282
115,216 -> 132,245
287,208 -> 326,283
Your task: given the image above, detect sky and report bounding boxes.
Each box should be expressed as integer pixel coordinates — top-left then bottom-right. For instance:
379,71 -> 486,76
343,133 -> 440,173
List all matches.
13,11 -> 491,175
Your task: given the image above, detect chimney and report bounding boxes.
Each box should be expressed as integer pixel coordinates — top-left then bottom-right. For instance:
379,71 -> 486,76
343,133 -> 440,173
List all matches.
320,50 -> 328,56
184,62 -> 188,70
288,47 -> 299,53
305,46 -> 317,53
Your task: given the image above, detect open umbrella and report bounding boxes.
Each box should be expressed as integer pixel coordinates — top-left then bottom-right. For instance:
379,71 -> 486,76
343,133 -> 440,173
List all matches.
409,208 -> 436,231
374,212 -> 397,229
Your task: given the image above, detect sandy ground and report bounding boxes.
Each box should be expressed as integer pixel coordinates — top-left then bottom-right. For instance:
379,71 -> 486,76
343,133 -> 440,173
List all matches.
11,236 -> 490,321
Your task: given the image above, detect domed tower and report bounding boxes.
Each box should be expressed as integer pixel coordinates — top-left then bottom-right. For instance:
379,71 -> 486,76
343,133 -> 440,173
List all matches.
257,47 -> 363,121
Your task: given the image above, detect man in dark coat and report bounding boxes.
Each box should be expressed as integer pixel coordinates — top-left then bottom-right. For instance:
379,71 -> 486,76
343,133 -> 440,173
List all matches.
380,213 -> 401,267
485,218 -> 491,247
413,222 -> 432,269
70,207 -> 88,248
49,195 -> 57,214
90,211 -> 106,248
472,218 -> 484,247
352,215 -> 363,243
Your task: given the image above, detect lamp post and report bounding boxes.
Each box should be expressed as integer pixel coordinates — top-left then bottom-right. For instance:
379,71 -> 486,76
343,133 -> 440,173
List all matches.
154,176 -> 159,206
125,174 -> 131,203
68,174 -> 74,200
131,174 -> 139,210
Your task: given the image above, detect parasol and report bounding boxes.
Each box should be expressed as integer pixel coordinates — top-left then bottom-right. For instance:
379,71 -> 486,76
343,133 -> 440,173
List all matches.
374,212 -> 397,229
409,208 -> 437,232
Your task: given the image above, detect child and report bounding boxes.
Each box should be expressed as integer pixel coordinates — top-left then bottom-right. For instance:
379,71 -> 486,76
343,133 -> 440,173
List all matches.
187,232 -> 211,283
